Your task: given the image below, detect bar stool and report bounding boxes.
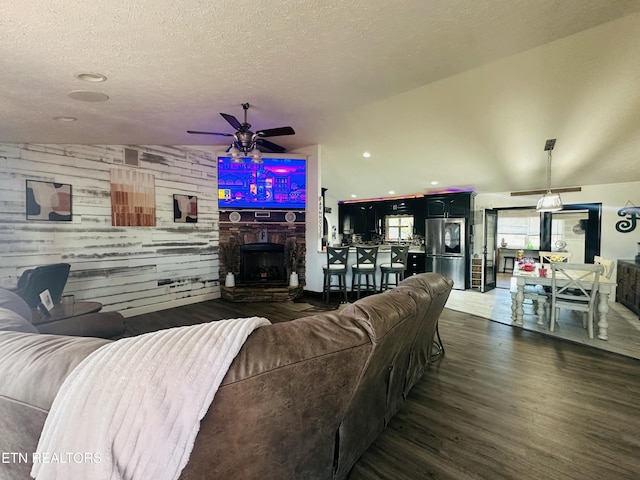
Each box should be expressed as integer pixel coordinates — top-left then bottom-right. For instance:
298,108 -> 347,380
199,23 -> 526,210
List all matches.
351,246 -> 379,299
322,246 -> 350,303
379,245 -> 410,291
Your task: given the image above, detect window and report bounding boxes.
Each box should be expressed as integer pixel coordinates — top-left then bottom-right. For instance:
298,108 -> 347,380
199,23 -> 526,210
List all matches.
497,209 -> 540,249
550,210 -> 588,260
386,215 -> 413,241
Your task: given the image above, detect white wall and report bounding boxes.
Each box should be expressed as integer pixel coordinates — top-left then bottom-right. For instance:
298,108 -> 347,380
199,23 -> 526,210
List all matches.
473,181 -> 640,278
290,144 -> 324,293
0,144 -> 220,316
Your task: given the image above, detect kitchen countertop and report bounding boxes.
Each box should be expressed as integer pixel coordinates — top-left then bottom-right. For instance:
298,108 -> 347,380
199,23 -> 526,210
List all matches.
318,245 -> 425,253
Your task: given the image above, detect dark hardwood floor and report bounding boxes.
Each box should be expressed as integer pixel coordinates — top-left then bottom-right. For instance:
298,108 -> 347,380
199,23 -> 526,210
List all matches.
125,296 -> 640,480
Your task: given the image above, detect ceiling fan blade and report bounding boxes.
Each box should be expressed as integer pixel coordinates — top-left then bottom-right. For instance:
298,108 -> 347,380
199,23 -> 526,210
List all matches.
220,113 -> 243,130
256,126 -> 295,137
187,130 -> 234,137
256,138 -> 287,153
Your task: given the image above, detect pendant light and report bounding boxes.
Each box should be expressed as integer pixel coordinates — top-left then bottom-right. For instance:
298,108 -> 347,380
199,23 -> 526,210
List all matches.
536,138 -> 563,212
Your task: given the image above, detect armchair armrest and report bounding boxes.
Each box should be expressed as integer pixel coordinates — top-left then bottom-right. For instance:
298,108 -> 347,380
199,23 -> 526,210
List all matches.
35,311 -> 126,339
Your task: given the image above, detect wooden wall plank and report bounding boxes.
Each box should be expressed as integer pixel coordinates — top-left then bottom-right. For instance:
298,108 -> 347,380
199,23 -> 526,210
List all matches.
0,143 -> 220,315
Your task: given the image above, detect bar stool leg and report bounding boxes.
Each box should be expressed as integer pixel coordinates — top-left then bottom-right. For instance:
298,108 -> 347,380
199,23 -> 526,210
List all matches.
342,274 -> 348,303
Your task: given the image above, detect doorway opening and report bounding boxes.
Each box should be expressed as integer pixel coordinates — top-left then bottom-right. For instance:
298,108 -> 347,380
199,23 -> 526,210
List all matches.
489,204 -> 601,290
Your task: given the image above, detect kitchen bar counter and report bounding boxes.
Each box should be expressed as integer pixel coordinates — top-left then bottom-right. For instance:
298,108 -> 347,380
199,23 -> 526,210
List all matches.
312,246 -> 425,295
334,245 -> 425,253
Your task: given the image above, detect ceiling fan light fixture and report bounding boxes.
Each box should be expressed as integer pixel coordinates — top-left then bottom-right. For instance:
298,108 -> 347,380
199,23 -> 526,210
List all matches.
536,138 -> 563,212
229,144 -> 243,163
187,103 -> 295,156
249,145 -> 263,164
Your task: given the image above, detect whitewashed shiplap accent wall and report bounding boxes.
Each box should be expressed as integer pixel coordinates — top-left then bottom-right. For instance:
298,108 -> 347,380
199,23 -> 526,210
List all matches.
0,144 -> 220,317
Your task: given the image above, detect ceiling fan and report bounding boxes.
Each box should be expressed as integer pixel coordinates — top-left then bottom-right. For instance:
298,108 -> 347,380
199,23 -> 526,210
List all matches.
187,103 -> 295,160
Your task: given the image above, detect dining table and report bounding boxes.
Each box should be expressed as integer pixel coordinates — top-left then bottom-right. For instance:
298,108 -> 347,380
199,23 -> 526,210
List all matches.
512,262 -> 616,341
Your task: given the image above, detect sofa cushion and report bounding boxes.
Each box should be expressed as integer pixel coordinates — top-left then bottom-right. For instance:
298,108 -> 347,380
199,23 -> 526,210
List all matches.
341,288 -> 418,342
0,288 -> 33,322
0,331 -> 110,411
182,311 -> 372,480
0,307 -> 39,333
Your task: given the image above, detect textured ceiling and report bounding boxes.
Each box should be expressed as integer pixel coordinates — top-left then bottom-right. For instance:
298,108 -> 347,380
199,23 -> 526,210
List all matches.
2,0 -> 640,201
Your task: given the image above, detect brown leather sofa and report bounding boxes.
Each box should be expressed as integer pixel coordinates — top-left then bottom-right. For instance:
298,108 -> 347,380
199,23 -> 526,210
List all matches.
0,273 -> 452,480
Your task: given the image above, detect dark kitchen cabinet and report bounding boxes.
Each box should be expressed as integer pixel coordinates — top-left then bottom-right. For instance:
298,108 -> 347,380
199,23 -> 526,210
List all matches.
425,193 -> 473,218
377,197 -> 425,237
338,202 -> 380,241
406,252 -> 425,276
380,198 -> 410,215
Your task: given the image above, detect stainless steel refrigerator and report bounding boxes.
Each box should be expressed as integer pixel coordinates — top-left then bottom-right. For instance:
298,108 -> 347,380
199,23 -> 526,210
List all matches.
425,218 -> 466,289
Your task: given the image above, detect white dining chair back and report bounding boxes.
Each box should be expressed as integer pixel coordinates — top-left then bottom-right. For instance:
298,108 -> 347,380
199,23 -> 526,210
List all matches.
539,251 -> 572,264
550,262 -> 602,339
593,256 -> 614,279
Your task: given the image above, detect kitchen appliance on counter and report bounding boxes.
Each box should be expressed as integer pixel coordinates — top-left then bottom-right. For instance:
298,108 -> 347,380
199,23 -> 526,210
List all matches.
425,218 -> 466,289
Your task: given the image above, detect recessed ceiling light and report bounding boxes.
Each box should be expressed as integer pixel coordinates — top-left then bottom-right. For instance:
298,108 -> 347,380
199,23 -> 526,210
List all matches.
431,181 -> 439,185
388,190 -> 395,195
75,72 -> 107,83
362,152 -> 371,158
351,194 -> 357,198
52,116 -> 77,122
67,90 -> 109,102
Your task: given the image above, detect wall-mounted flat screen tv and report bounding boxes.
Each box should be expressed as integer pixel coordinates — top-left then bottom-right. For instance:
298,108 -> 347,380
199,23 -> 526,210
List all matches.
218,156 -> 306,210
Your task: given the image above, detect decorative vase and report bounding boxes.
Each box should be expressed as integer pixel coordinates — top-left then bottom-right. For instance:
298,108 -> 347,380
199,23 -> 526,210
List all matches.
225,272 -> 235,287
289,272 -> 299,287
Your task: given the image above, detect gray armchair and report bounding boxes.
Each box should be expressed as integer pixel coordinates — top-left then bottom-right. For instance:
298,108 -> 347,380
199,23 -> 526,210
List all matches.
15,263 -> 71,308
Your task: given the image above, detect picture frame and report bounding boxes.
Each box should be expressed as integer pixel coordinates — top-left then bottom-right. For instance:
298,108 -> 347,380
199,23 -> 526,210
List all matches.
39,289 -> 54,312
173,194 -> 198,223
26,180 -> 72,221
110,169 -> 156,227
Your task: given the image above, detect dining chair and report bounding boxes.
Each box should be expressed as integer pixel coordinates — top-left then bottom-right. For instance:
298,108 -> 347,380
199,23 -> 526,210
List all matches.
322,246 -> 350,303
594,256 -> 614,279
539,251 -> 572,264
379,245 -> 410,291
351,246 -> 379,299
538,251 -> 573,297
550,262 -> 601,338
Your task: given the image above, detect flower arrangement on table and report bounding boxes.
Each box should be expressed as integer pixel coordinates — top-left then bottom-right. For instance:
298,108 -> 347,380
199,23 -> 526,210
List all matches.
517,257 -> 537,272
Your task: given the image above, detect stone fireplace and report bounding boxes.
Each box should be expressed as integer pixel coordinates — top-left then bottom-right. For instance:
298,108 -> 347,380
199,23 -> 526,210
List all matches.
218,209 -> 306,302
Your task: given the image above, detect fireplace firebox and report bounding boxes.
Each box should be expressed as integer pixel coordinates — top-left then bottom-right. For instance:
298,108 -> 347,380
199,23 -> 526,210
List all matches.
239,243 -> 286,284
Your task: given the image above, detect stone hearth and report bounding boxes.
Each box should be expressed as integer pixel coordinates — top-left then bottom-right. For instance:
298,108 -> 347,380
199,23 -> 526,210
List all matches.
221,285 -> 303,303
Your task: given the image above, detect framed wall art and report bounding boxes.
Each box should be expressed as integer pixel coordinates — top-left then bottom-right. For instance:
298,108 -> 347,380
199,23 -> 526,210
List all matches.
110,169 -> 156,226
26,180 -> 72,221
173,194 -> 198,223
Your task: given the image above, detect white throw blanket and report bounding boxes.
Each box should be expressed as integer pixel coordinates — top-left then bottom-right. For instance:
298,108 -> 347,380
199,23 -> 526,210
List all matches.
31,316 -> 270,480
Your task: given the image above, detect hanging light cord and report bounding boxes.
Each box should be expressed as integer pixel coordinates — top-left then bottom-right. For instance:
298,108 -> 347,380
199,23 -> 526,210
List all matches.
546,149 -> 553,193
